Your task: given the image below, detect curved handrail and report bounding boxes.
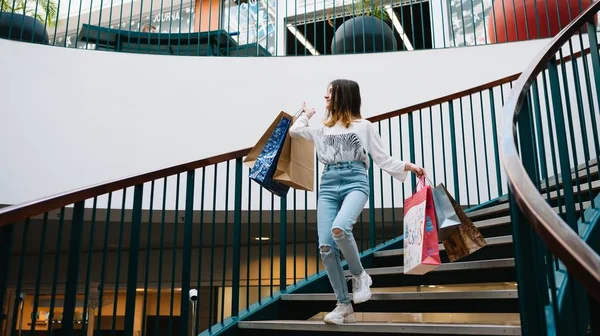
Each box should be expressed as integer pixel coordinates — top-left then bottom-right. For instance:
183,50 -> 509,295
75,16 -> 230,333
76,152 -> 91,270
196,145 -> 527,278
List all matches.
501,2 -> 600,301
0,73 -> 519,227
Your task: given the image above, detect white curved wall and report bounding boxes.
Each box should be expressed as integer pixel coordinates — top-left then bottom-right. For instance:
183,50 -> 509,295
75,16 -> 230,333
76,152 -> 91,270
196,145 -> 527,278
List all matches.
0,37 -> 550,206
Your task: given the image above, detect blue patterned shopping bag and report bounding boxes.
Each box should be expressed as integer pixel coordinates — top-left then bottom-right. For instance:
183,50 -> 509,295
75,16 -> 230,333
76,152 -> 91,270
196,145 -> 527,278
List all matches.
248,114 -> 292,197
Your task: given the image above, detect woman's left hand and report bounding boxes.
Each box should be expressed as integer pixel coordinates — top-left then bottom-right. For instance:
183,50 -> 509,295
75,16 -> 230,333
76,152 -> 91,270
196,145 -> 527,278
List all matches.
302,102 -> 316,119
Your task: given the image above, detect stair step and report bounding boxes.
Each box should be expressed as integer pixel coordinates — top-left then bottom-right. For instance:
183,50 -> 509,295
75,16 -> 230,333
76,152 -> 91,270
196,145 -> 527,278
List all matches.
374,236 -> 513,258
238,320 -> 521,335
347,258 -> 515,277
548,180 -> 600,199
447,162 -> 597,219
466,203 -> 510,219
472,216 -> 511,229
281,290 -> 518,301
434,200 -> 591,239
541,160 -> 599,190
280,290 -> 519,314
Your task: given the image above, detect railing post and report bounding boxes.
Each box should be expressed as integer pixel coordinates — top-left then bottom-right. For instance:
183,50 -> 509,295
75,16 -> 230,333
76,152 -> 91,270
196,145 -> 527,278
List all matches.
547,60 -> 577,229
231,158 -> 243,317
49,208 -> 65,335
488,89 -> 503,196
530,82 -> 547,181
280,196 -> 287,292
0,224 -> 14,333
408,112 -> 416,190
587,21 -> 600,105
509,95 -> 548,336
448,101 -> 460,205
124,185 -> 144,336
548,58 -> 588,335
368,157 -> 376,248
62,202 -> 85,334
10,219 -> 29,334
585,21 -> 600,167
180,172 -> 195,336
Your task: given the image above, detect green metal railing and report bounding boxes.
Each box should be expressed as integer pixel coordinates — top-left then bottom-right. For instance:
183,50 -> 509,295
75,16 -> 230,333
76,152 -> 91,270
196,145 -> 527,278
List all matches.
0,0 -> 595,56
0,74 -> 515,335
501,1 -> 600,335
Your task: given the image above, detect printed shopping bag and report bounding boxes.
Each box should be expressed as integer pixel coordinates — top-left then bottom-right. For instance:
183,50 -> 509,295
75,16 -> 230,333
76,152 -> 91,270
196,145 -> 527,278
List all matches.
246,112 -> 292,197
440,187 -> 487,262
244,111 -> 292,169
403,177 -> 442,275
430,181 -> 461,242
273,114 -> 315,191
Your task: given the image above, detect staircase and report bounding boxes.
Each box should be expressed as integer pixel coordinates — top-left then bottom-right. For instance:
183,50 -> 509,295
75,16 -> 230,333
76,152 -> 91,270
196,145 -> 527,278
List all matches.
1,74 -> 599,336
234,160 -> 599,336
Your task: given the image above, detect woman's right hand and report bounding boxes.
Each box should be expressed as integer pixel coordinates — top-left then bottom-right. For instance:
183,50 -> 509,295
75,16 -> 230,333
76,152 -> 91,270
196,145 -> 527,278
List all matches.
302,102 -> 316,119
407,163 -> 427,177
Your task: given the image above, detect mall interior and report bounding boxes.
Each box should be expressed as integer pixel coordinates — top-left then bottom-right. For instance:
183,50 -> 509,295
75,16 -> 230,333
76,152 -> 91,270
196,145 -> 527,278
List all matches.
0,0 -> 599,335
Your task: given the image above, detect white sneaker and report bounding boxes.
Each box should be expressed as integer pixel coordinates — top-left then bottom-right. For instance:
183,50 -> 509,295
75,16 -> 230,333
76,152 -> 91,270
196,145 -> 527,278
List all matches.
323,303 -> 356,325
352,271 -> 372,304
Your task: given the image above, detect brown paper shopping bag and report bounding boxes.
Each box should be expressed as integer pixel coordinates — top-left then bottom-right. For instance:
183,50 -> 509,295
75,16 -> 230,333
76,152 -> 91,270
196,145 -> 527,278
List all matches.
243,111 -> 292,169
273,115 -> 315,191
440,187 -> 487,262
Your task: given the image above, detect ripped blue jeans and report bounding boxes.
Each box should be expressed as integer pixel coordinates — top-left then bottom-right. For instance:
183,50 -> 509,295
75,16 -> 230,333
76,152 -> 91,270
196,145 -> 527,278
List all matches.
318,161 -> 370,304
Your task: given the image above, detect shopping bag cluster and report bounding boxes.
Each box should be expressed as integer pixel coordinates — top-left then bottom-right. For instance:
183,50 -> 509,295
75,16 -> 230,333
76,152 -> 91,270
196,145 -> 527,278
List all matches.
403,177 -> 487,275
244,111 -> 315,197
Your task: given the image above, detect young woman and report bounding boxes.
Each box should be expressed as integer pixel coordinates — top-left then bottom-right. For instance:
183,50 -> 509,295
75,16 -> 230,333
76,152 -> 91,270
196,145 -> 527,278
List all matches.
289,79 -> 426,325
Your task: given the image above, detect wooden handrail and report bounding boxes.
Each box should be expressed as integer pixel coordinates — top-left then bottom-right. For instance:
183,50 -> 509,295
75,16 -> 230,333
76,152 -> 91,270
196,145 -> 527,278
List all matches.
0,37 -> 594,228
0,148 -> 247,226
1,36 -> 595,228
368,44 -> 594,123
500,1 -> 600,302
0,74 -> 520,227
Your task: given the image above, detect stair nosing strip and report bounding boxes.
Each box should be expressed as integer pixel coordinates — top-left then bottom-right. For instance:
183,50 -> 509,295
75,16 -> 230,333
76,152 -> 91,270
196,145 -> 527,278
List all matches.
346,258 -> 515,276
374,235 -> 513,257
238,321 -> 522,335
281,289 -> 518,301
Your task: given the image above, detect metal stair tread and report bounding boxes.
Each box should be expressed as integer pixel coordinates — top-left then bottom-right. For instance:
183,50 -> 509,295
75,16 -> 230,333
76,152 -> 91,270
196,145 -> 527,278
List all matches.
548,180 -> 600,199
238,320 -> 521,335
448,161 -> 598,219
540,160 -> 599,189
466,203 -> 510,218
461,175 -> 598,220
281,290 -> 518,301
344,258 -> 515,276
374,236 -> 512,258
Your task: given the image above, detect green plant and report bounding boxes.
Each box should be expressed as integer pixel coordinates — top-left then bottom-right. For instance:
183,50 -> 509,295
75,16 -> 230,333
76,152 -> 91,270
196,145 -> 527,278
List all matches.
1,0 -> 58,27
326,0 -> 392,28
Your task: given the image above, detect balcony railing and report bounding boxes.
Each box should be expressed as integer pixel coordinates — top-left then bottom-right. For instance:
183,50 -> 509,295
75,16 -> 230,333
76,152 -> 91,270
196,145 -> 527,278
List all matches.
0,0 -> 595,56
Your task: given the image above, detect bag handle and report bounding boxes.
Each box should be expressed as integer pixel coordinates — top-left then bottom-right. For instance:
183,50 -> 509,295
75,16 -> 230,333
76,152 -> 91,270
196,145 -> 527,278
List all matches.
414,176 -> 427,193
287,108 -> 305,125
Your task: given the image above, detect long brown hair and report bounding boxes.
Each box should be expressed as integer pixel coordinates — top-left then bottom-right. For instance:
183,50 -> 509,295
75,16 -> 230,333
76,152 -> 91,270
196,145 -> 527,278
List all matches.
324,79 -> 362,128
